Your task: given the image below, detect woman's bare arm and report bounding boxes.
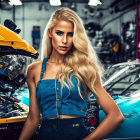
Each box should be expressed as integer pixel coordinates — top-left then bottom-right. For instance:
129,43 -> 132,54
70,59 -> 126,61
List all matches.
84,73 -> 125,140
19,64 -> 41,140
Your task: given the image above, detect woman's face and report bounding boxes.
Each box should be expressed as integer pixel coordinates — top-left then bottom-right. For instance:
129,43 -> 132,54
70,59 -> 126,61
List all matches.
48,20 -> 74,55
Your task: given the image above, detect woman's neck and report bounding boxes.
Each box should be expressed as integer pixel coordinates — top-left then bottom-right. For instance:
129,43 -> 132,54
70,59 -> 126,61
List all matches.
48,52 -> 64,64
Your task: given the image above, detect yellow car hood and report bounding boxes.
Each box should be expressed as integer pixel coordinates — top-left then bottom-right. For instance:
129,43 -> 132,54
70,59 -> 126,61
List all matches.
0,25 -> 39,59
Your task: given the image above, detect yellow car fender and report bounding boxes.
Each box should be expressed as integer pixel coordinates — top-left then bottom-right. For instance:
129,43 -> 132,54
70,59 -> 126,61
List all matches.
0,25 -> 39,59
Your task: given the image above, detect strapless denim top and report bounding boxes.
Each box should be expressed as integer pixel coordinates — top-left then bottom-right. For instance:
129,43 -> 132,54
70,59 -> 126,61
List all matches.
36,56 -> 88,119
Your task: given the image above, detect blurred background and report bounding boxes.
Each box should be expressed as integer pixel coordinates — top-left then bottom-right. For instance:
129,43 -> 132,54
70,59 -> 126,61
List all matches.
0,0 -> 140,66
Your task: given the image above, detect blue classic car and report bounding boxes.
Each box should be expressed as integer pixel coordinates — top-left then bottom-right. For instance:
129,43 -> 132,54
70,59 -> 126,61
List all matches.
86,60 -> 140,139
14,60 -> 140,140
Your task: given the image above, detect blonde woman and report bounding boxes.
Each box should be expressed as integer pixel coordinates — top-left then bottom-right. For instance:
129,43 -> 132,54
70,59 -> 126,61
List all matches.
19,7 -> 124,140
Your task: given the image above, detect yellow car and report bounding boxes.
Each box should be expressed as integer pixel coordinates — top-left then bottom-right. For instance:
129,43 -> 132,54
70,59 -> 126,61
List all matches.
0,22 -> 38,140
0,24 -> 39,59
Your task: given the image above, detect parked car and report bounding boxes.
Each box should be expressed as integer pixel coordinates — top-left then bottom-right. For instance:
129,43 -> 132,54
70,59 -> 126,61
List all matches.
0,21 -> 38,140
86,60 -> 140,139
15,60 -> 140,140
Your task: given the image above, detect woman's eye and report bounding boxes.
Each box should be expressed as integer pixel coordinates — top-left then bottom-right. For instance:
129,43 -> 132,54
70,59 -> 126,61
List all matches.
56,31 -> 63,36
68,32 -> 73,37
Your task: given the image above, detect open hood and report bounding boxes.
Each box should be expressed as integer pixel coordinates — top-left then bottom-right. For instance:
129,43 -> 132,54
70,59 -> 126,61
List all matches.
0,25 -> 39,59
0,21 -> 39,97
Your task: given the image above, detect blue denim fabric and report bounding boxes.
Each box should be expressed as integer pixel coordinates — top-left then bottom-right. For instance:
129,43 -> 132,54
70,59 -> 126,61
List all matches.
38,118 -> 89,140
36,56 -> 88,119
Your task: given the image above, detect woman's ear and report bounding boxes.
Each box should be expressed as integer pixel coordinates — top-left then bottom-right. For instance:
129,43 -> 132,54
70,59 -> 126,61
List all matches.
48,29 -> 52,38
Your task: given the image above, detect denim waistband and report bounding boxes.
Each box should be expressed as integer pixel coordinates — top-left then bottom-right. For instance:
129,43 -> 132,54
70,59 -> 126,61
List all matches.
42,117 -> 84,125
39,117 -> 89,140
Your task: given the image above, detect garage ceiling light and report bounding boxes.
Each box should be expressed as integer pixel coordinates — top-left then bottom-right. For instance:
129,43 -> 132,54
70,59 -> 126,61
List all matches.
9,1 -> 14,6
9,0 -> 22,5
49,0 -> 61,6
88,0 -> 102,6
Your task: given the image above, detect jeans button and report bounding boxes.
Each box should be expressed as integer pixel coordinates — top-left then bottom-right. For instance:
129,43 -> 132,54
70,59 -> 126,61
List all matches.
56,99 -> 60,101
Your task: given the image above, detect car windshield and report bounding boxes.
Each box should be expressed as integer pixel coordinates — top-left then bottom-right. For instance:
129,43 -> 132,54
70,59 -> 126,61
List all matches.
103,64 -> 140,97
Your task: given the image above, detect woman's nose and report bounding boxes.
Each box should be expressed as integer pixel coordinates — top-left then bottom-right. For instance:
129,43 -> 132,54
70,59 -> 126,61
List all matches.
62,34 -> 67,44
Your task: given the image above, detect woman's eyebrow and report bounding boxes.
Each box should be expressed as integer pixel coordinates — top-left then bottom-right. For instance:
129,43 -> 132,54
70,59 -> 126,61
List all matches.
55,30 -> 73,33
55,30 -> 63,32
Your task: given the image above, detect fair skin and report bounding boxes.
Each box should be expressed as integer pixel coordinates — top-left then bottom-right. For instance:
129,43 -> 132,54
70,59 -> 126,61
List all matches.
19,20 -> 124,140
83,73 -> 124,140
19,20 -> 75,140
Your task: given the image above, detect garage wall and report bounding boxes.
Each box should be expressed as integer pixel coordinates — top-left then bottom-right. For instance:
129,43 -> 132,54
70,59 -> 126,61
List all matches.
0,1 -> 138,57
0,9 -> 12,24
101,8 -> 136,35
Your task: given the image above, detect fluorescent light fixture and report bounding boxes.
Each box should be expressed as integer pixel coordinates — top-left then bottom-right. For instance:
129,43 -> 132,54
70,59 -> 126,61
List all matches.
49,0 -> 61,6
9,0 -> 22,5
88,0 -> 102,6
9,1 -> 14,6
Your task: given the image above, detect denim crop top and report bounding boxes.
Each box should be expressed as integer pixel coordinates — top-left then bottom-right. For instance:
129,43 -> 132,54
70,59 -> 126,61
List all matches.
36,56 -> 88,119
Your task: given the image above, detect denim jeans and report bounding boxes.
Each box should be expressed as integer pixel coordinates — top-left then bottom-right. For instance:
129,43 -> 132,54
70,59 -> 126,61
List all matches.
38,117 -> 89,140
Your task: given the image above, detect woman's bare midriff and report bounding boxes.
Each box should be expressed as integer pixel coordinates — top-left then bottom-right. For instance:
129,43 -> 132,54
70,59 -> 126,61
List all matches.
47,115 -> 80,119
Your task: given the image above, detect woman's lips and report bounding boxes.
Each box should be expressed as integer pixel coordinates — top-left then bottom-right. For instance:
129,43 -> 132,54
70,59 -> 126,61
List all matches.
59,46 -> 68,51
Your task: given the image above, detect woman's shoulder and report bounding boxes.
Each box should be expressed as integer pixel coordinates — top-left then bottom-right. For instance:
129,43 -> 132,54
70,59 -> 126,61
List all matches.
28,60 -> 42,69
27,60 -> 43,76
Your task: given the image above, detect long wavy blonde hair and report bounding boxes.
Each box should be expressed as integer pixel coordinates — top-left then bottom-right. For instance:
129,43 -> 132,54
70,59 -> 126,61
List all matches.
41,7 -> 103,98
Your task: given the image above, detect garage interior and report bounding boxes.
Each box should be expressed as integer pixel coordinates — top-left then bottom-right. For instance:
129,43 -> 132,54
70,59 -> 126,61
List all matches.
0,0 -> 139,66
0,0 -> 140,140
